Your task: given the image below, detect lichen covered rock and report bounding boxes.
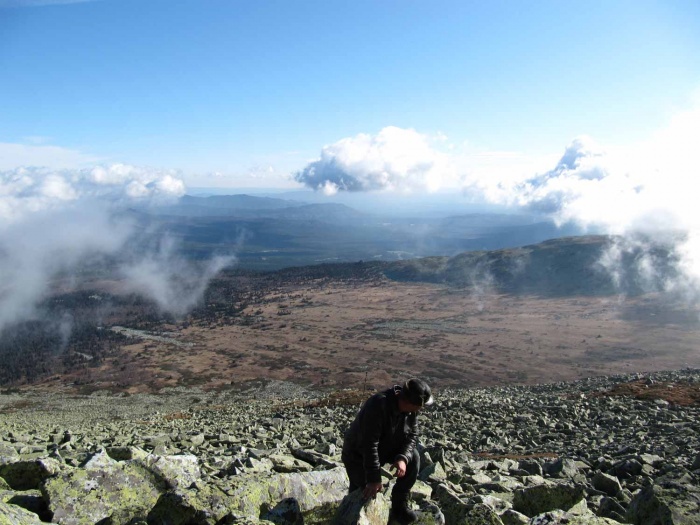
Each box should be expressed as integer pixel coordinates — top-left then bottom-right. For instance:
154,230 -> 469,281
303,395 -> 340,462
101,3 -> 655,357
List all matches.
41,450 -> 162,525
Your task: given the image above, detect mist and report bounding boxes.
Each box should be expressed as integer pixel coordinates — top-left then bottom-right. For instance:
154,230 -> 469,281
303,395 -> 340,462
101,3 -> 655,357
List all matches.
0,165 -> 234,332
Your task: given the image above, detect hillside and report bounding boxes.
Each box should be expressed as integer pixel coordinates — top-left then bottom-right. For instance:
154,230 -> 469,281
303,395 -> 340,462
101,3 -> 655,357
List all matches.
1,235 -> 698,394
0,369 -> 698,523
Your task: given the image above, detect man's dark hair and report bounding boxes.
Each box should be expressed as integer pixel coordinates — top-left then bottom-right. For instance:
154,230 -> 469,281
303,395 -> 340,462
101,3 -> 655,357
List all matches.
402,378 -> 434,407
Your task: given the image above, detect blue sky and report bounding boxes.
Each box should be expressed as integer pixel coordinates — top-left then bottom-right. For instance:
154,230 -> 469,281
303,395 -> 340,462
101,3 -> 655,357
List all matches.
1,0 -> 699,189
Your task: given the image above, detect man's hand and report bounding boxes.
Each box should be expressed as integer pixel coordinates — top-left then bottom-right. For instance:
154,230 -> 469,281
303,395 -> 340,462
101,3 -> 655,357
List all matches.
392,459 -> 407,478
363,481 -> 383,500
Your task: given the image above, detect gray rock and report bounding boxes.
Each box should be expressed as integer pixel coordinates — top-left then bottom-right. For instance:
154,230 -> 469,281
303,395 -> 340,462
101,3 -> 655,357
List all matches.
0,457 -> 61,491
591,472 -> 622,497
148,484 -> 235,525
334,489 -> 390,525
224,467 -> 349,519
626,481 -> 700,525
545,458 -> 579,479
513,483 -> 585,517
0,500 -> 44,525
42,450 -> 162,525
262,497 -> 303,525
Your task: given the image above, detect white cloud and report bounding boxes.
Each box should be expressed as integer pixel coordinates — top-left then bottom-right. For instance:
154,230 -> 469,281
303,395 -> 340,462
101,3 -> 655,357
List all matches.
0,164 -> 185,224
0,142 -> 101,170
295,126 -> 455,193
464,103 -> 700,289
0,164 -> 231,332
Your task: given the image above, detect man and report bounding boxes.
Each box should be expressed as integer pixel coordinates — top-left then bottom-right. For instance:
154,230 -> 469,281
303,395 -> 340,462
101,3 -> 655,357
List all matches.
342,378 -> 434,524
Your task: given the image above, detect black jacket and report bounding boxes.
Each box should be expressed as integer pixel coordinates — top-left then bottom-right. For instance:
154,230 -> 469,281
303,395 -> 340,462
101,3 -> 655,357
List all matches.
342,386 -> 418,483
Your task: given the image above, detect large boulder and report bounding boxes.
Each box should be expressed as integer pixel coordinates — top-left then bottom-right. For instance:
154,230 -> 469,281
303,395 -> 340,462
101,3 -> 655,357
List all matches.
148,484 -> 238,525
134,453 -> 201,490
0,457 -> 62,490
626,480 -> 700,525
591,472 -> 622,497
224,467 -> 349,518
513,483 -> 585,517
431,483 -> 470,524
1,488 -> 50,521
150,467 -> 349,524
41,450 -> 162,525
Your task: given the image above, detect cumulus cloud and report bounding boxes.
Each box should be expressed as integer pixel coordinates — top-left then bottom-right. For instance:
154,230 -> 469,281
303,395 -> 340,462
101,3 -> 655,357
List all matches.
0,164 -> 231,332
0,164 -> 185,224
465,105 -> 700,294
295,127 -> 454,195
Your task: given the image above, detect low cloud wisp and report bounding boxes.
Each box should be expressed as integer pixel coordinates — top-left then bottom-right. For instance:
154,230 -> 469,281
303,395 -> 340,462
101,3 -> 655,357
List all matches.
0,164 -> 232,332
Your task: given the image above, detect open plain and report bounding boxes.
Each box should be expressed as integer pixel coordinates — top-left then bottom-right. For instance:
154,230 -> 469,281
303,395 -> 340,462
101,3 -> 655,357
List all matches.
33,274 -> 700,396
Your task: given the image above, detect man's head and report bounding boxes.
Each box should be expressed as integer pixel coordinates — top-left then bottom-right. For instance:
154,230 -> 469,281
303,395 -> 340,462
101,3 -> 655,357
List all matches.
398,378 -> 434,412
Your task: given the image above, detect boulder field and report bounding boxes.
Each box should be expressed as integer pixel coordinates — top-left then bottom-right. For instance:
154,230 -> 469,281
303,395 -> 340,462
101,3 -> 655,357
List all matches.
0,370 -> 699,524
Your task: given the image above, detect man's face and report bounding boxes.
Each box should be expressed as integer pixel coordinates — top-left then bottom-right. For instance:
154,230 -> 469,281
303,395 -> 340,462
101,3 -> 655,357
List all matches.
398,397 -> 424,413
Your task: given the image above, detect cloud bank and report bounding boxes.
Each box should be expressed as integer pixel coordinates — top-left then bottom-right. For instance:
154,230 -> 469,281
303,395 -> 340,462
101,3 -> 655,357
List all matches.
299,106 -> 700,296
295,126 -> 453,195
0,164 -> 231,332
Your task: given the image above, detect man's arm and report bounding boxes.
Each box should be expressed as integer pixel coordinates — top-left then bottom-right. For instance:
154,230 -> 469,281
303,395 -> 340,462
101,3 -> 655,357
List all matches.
358,397 -> 385,484
394,412 -> 418,465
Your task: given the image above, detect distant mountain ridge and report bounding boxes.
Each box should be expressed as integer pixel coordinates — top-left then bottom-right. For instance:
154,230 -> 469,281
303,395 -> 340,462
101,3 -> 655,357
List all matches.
154,194 -> 307,217
384,235 -> 679,297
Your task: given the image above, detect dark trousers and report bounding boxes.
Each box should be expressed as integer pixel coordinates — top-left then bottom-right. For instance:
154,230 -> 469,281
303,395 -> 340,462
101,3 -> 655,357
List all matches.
342,448 -> 420,501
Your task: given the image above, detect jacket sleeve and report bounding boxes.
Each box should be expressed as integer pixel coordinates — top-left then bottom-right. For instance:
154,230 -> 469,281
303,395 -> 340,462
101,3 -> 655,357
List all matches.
358,397 -> 384,483
394,412 -> 418,464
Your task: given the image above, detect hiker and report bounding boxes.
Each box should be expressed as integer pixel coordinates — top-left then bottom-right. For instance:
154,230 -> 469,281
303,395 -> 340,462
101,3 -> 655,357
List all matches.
341,378 -> 434,524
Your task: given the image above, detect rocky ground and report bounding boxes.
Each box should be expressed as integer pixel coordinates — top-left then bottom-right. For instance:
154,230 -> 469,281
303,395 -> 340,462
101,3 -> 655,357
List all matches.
1,370 -> 699,524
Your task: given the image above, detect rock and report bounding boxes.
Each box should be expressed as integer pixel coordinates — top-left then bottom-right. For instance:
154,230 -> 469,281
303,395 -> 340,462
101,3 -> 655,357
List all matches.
415,500 -> 446,525
419,461 -> 447,482
261,497 -> 303,525
519,460 -> 543,477
609,458 -> 642,478
597,497 -> 626,522
545,458 -> 579,479
410,480 -> 433,501
464,502 -> 505,524
0,457 -> 61,490
289,448 -> 338,468
0,488 -> 50,521
223,467 -> 349,519
135,453 -> 201,489
591,472 -> 622,497
268,454 -> 312,473
148,484 -> 236,525
500,509 -> 529,525
42,450 -> 162,525
529,509 -> 620,524
0,444 -> 18,461
432,483 -> 470,524
334,489 -> 390,525
626,481 -> 700,525
691,453 -> 700,471
512,483 -> 585,517
106,446 -> 150,461
0,500 -> 43,525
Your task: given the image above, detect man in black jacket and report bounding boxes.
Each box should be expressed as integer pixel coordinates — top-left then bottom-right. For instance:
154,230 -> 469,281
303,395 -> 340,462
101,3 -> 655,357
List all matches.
341,378 -> 434,524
